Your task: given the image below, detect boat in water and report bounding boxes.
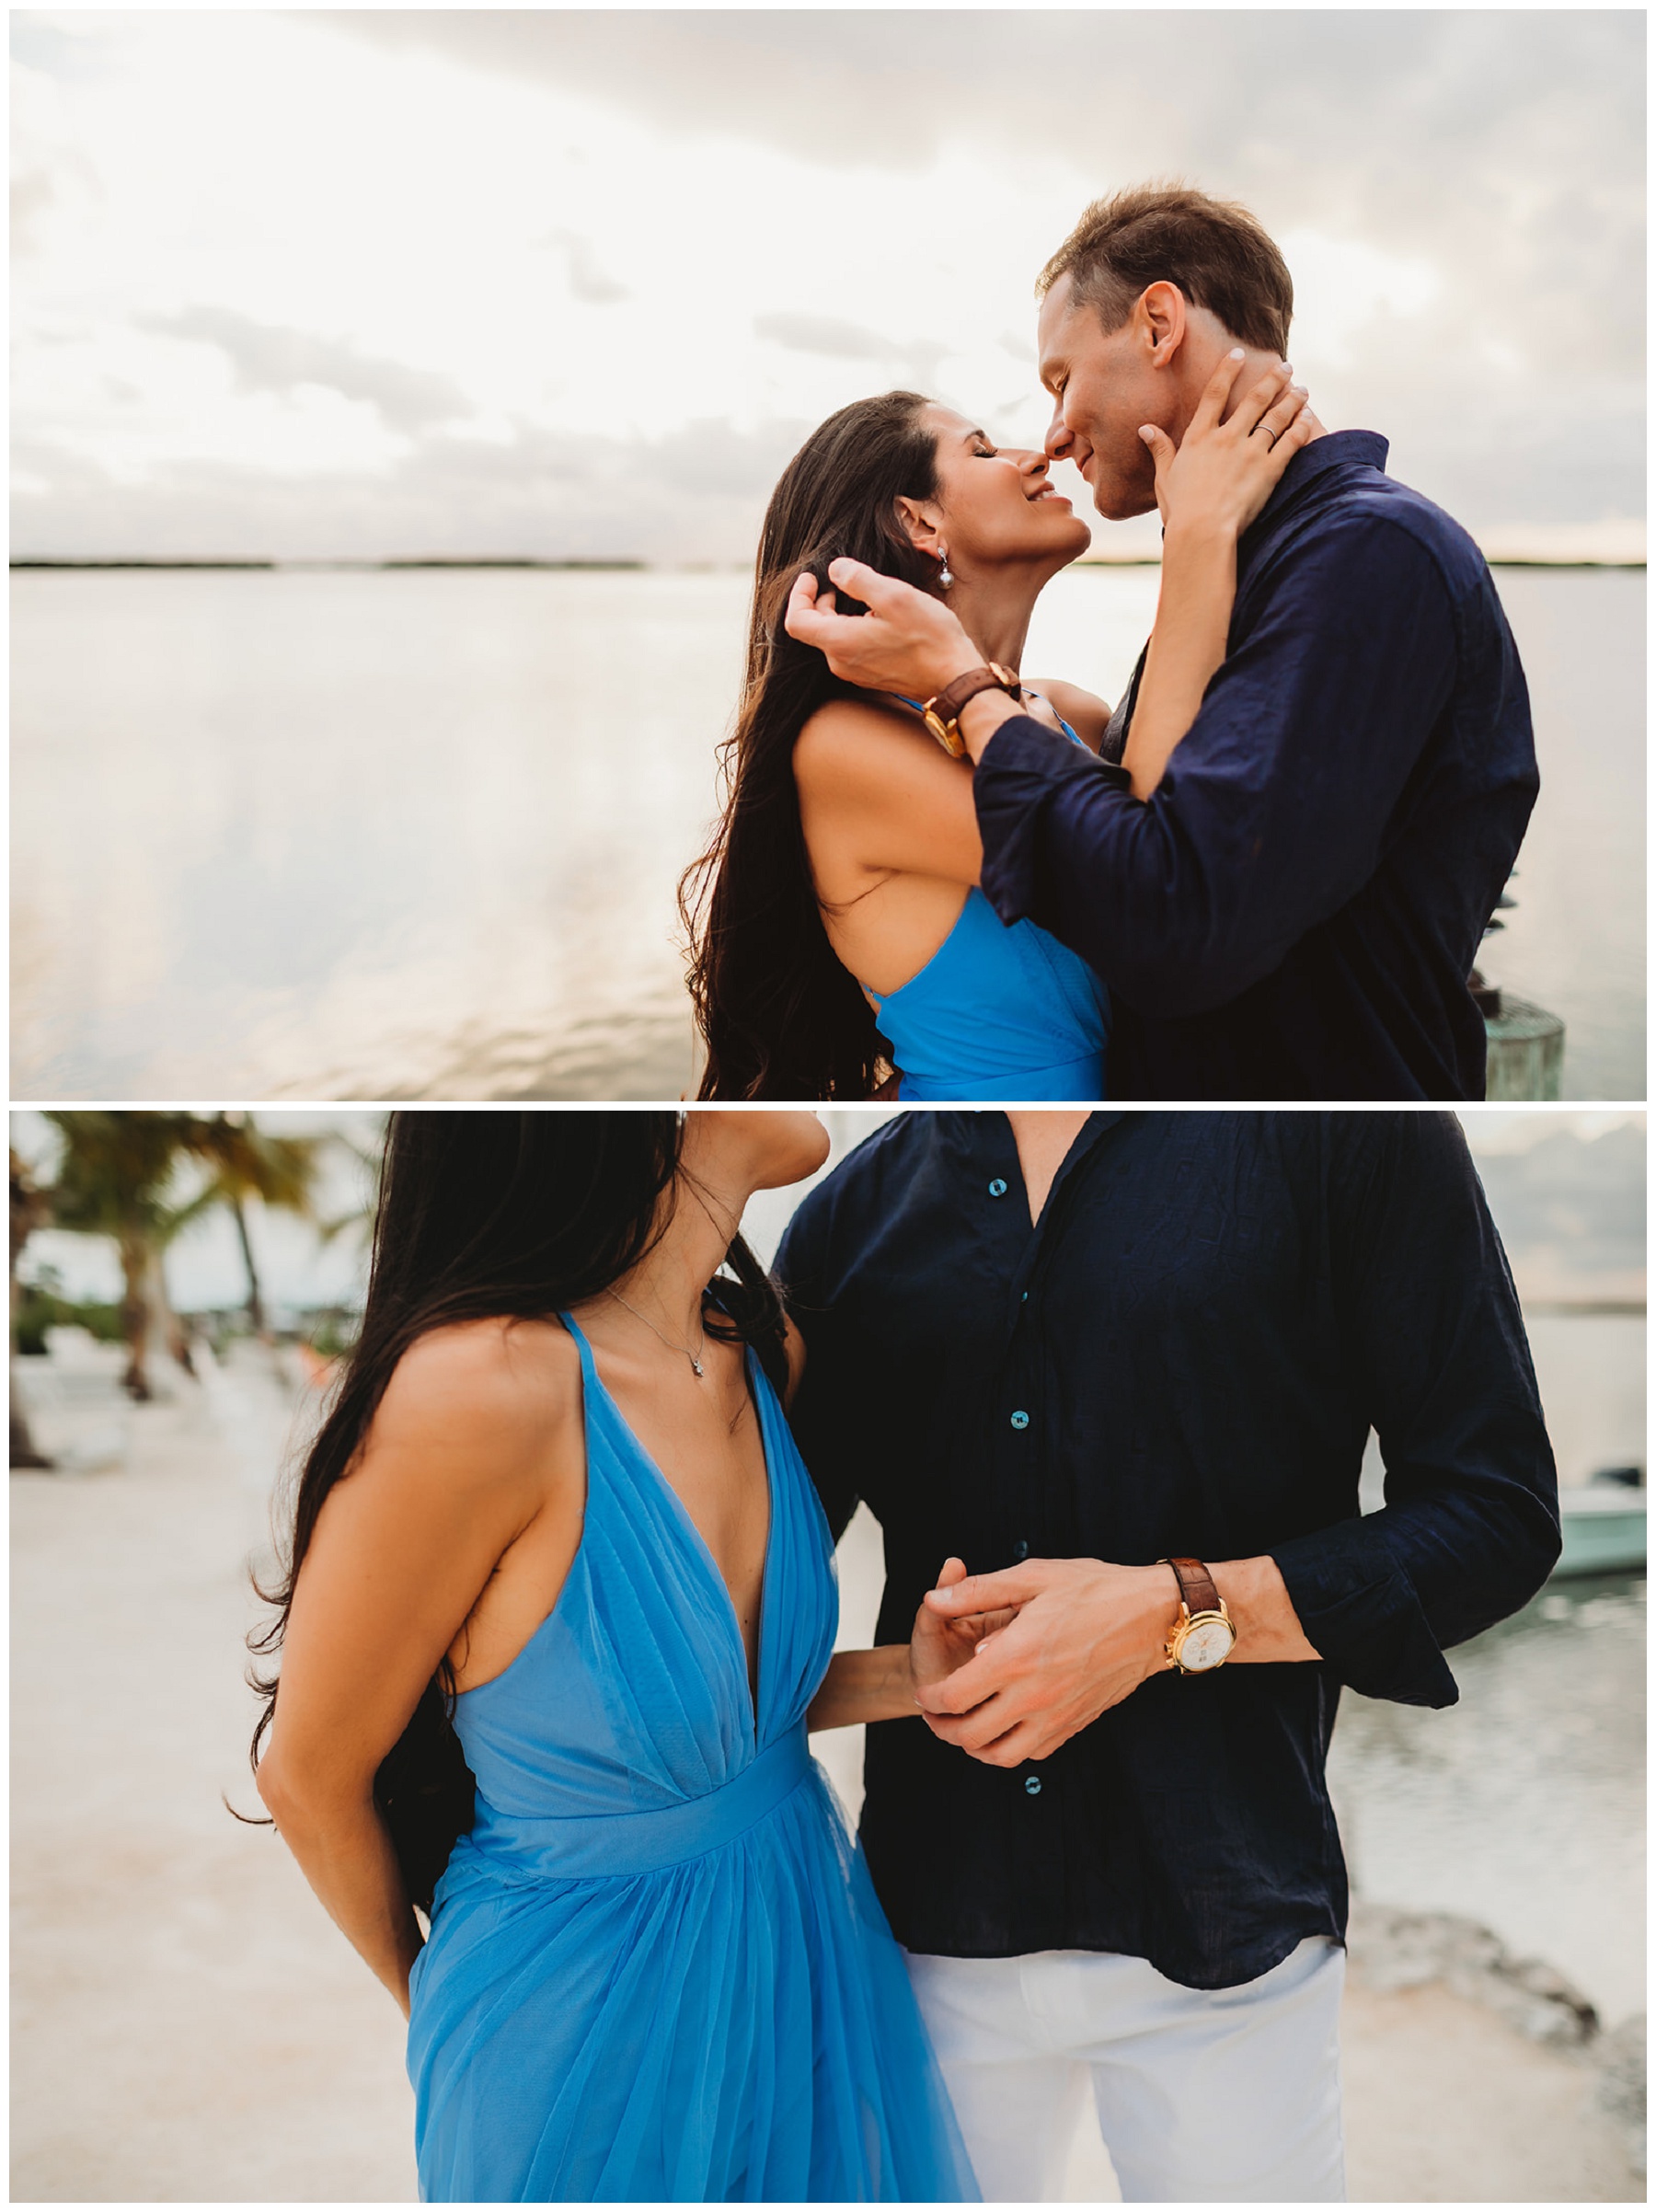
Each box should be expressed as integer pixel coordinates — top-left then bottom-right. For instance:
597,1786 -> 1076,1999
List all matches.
1553,1469 -> 1646,1577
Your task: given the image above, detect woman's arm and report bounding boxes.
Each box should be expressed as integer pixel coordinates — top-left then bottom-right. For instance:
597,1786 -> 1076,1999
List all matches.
1122,523 -> 1245,801
1121,357 -> 1317,801
807,1644 -> 916,1730
255,1323 -> 570,2014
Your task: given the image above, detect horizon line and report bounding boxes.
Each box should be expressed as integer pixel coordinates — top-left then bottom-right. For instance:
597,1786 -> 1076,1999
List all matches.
12,553 -> 1647,573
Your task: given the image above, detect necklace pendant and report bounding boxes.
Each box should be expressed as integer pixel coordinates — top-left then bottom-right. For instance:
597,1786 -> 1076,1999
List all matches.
691,1356 -> 705,1378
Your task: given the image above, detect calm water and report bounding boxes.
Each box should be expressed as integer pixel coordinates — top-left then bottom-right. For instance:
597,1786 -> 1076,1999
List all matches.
1348,1310 -> 1644,2019
11,564 -> 1644,1100
1328,1572 -> 1644,2024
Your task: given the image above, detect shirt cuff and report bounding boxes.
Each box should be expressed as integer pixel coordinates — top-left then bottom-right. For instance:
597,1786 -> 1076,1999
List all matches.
1271,1519 -> 1461,1708
974,714 -> 1130,927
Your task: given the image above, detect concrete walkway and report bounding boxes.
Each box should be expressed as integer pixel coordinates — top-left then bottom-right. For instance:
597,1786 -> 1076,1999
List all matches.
11,1355 -> 1641,2202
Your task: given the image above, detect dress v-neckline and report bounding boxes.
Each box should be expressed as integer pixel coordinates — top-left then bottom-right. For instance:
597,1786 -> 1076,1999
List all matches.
564,1315 -> 776,1734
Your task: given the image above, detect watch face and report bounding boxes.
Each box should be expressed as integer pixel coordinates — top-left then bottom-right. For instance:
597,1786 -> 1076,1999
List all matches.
1179,1618 -> 1236,1672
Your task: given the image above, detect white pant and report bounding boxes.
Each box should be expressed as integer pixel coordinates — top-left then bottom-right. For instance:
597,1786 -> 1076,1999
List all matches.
906,1939 -> 1347,2204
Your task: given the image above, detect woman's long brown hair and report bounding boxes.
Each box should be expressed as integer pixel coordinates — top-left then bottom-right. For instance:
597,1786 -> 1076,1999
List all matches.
238,1111 -> 787,1914
680,391 -> 946,1099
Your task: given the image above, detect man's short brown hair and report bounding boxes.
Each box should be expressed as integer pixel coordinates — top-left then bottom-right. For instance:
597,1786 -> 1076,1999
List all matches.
1038,183 -> 1294,358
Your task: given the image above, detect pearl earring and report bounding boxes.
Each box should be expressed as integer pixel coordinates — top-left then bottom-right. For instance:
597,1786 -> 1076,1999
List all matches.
937,547 -> 954,589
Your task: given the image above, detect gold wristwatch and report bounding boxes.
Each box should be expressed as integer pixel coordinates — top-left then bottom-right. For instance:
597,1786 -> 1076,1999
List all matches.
1160,1556 -> 1236,1675
919,662 -> 1021,756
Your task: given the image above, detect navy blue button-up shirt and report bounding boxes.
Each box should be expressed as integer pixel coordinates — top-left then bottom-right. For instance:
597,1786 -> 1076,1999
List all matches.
776,1111 -> 1558,1988
974,433 -> 1539,1100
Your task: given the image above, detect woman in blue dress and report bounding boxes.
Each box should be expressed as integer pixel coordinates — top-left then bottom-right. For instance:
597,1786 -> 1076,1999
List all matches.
682,356 -> 1313,1100
248,1109 -> 984,2201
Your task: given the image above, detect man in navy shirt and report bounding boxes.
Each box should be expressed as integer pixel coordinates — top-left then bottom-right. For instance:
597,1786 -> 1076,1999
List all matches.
786,185 -> 1538,1100
778,1110 -> 1558,2199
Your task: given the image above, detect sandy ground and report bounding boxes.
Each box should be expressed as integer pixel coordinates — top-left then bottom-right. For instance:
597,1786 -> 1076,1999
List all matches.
11,1354 -> 1642,2203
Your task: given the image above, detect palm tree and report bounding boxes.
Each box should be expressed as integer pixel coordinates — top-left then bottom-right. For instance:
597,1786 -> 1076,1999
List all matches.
40,1113 -> 333,1399
43,1113 -> 208,1400
10,1149 -> 53,1467
192,1112 -> 325,1336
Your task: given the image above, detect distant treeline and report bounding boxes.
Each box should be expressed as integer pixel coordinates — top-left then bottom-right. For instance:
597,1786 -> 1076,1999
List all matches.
10,556 -> 649,570
11,554 -> 1643,572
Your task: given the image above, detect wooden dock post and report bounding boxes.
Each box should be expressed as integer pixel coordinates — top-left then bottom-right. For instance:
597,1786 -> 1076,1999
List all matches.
1481,991 -> 1566,1100
1471,865 -> 1566,1100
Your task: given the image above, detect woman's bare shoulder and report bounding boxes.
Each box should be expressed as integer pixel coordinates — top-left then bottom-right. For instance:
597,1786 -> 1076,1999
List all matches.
791,694 -> 897,765
796,698 -> 963,805
1026,677 -> 1111,752
365,1317 -> 581,1495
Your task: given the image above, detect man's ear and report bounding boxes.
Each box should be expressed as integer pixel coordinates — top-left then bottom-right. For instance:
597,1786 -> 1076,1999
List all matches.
1136,282 -> 1189,370
894,496 -> 943,553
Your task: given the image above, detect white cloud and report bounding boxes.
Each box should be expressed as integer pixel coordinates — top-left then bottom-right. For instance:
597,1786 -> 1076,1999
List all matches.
1275,230 -> 1443,373
146,306 -> 474,433
753,314 -> 908,363
1459,1110 -> 1646,1157
10,8 -> 1643,559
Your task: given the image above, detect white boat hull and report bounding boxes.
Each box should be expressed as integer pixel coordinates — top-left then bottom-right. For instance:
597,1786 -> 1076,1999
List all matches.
1552,1491 -> 1646,1577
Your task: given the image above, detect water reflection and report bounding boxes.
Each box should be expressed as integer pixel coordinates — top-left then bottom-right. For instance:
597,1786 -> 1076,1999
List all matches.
1328,1571 -> 1645,2024
10,564 -> 1644,1100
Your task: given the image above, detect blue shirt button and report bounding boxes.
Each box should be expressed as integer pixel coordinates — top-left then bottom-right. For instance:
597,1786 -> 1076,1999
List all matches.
988,1178 -> 1008,1197
1009,1410 -> 1029,1430
1012,1538 -> 1029,1561
1025,1776 -> 1042,1796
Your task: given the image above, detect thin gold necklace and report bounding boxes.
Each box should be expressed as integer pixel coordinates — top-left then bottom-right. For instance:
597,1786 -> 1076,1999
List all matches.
605,1286 -> 707,1378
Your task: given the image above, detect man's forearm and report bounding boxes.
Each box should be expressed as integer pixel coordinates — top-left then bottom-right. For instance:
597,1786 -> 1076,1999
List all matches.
958,685 -> 1029,765
914,1551 -> 1322,1765
971,524 -> 1464,1016
1102,1555 -> 1320,1670
1211,1554 -> 1323,1664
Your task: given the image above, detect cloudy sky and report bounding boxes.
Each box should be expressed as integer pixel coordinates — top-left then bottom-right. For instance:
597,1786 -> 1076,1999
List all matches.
12,8 -> 1645,561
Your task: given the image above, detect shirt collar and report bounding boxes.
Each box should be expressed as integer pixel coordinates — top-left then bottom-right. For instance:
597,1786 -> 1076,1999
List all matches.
1246,427 -> 1390,542
936,1111 -> 1125,1181
932,1113 -> 1130,1306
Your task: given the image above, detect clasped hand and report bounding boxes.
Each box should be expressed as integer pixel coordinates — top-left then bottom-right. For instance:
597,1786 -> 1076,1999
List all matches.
909,1555 -> 1179,1767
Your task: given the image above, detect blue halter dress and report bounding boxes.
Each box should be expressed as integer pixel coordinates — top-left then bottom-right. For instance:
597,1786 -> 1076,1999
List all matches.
406,1316 -> 979,2203
863,698 -> 1110,1100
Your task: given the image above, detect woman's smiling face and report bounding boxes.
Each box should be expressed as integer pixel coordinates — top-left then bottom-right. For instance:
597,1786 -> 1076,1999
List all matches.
904,405 -> 1092,580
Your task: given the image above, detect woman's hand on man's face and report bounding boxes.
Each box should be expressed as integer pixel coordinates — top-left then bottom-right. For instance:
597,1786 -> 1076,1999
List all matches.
785,562 -> 981,703
1139,352 -> 1316,541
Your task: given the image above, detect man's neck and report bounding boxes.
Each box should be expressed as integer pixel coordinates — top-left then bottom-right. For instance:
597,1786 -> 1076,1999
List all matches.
1006,1111 -> 1090,1225
1176,338 -> 1328,448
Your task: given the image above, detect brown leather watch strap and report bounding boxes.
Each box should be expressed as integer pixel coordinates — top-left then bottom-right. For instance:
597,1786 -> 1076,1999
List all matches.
924,662 -> 1019,726
1165,1556 -> 1222,1617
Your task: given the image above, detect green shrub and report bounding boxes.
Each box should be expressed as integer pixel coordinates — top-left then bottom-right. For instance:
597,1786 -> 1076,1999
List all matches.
14,1285 -> 125,1355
